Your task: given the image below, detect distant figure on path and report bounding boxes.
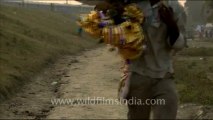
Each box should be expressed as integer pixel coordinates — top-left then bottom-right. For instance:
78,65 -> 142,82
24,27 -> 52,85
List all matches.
77,27 -> 83,36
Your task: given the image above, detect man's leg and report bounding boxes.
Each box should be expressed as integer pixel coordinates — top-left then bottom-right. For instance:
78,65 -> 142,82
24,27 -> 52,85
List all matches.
128,104 -> 151,119
127,73 -> 152,119
151,78 -> 178,119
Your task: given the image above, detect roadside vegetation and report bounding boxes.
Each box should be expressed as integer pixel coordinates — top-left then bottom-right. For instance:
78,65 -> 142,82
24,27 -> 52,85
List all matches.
0,4 -> 96,100
175,41 -> 213,105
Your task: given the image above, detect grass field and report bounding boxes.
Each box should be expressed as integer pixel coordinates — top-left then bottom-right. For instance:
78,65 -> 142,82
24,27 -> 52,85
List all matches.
175,42 -> 213,105
0,4 -> 96,100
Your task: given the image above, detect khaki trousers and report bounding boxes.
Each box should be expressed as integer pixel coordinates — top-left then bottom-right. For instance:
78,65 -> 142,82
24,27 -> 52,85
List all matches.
126,72 -> 178,119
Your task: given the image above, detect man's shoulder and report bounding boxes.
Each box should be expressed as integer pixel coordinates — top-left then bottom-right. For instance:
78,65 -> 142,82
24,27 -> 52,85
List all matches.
168,1 -> 185,14
135,1 -> 150,9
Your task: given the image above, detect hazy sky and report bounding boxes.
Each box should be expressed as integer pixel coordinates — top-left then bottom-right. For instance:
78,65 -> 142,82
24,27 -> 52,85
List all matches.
179,0 -> 186,6
28,0 -> 83,5
26,0 -> 186,6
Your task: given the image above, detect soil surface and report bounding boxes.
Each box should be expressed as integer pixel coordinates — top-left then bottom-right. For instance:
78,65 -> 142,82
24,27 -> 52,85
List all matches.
0,46 -> 213,119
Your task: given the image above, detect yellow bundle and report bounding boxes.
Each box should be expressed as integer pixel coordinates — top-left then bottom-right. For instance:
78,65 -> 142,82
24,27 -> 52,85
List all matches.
123,4 -> 144,24
77,4 -> 145,60
102,21 -> 145,59
77,11 -> 102,37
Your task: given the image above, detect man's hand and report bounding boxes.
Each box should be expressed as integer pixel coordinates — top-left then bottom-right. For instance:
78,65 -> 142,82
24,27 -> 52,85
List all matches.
158,4 -> 175,27
158,4 -> 180,46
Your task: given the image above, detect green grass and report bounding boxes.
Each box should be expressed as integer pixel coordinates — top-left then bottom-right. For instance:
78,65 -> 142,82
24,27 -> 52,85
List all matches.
178,47 -> 213,57
175,46 -> 213,105
207,11 -> 213,22
0,4 -> 96,100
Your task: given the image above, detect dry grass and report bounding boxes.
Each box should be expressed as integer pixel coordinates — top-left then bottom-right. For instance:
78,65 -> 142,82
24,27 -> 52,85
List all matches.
0,4 -> 96,100
178,47 -> 213,57
175,44 -> 213,105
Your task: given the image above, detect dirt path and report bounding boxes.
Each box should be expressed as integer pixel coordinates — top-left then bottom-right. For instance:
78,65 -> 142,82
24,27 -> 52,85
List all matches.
0,46 -> 127,119
47,46 -> 127,119
0,46 -> 213,119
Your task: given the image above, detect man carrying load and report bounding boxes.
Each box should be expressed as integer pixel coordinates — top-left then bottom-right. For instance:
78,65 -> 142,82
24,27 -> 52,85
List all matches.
120,0 -> 186,119
78,0 -> 186,119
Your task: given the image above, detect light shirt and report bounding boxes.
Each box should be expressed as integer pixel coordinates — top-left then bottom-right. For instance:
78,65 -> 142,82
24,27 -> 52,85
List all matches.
128,0 -> 186,78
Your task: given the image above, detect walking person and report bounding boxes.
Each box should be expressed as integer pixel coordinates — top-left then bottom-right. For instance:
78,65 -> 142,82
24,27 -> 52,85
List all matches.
79,0 -> 186,119
77,27 -> 83,36
117,0 -> 187,119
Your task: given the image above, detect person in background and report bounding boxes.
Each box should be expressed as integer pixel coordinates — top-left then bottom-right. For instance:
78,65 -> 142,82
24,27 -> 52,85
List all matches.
77,27 -> 83,36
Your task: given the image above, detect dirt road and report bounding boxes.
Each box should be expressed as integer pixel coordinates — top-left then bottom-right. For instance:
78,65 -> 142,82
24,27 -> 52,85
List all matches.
0,46 -> 212,119
0,46 -> 127,119
47,46 -> 127,119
